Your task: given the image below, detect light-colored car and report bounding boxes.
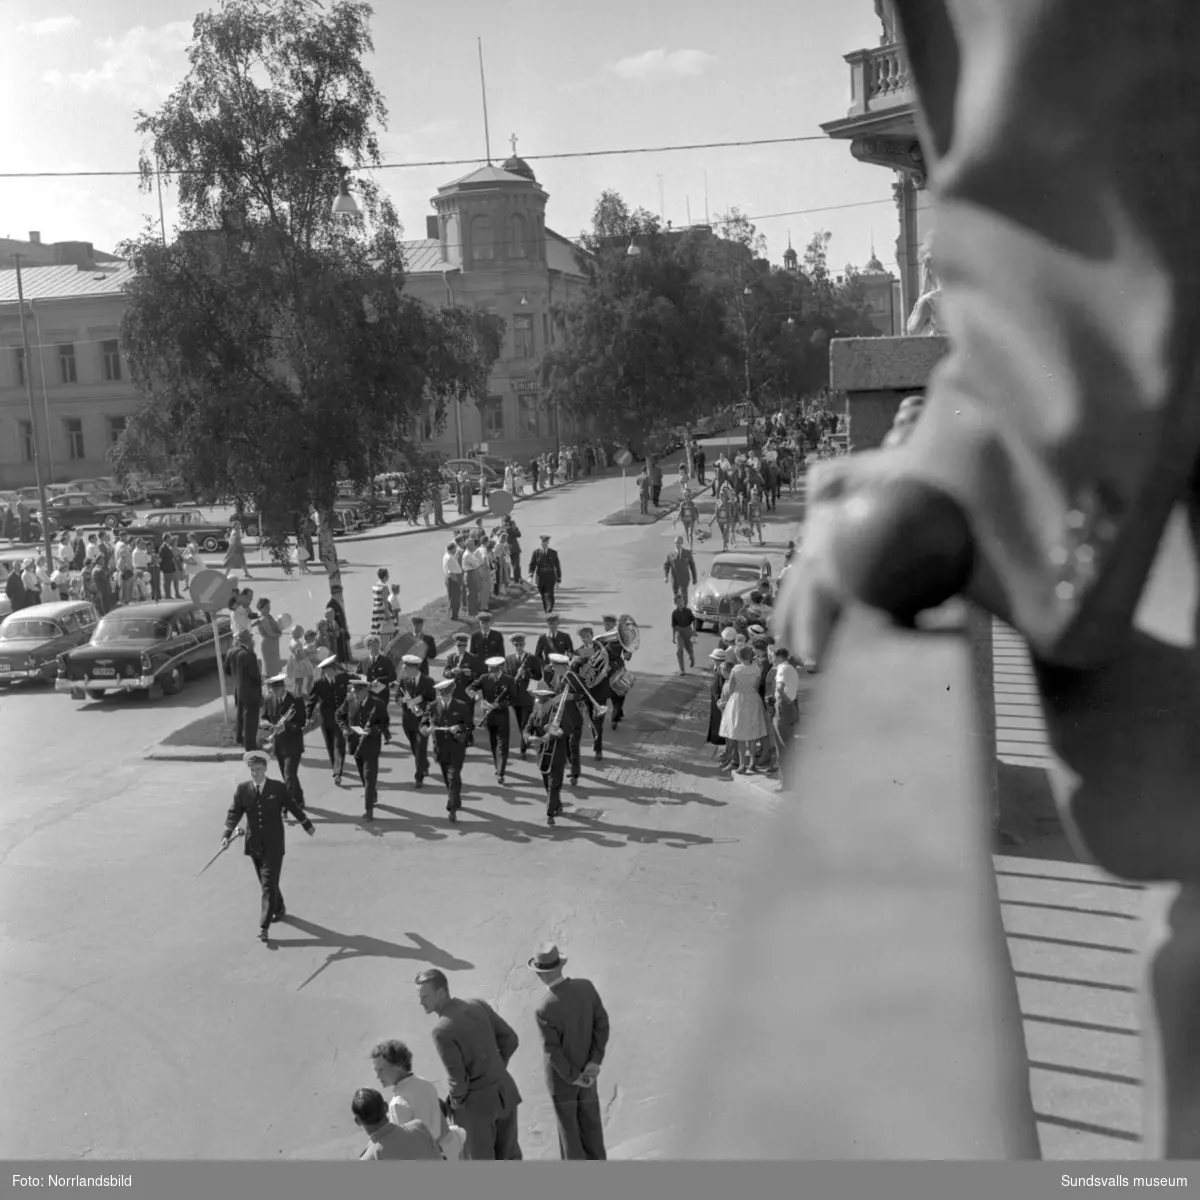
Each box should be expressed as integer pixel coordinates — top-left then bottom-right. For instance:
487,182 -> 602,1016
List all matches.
690,551 -> 773,633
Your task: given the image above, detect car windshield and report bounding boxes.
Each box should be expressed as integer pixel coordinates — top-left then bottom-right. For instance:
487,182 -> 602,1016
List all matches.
0,619 -> 61,641
710,562 -> 763,582
93,616 -> 171,642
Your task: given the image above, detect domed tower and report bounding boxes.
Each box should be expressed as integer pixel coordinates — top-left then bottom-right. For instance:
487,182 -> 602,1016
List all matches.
782,232 -> 799,273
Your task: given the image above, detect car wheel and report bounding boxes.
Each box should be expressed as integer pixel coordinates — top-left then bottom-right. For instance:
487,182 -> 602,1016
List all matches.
85,688 -> 106,701
103,515 -> 117,529
151,497 -> 165,508
370,510 -> 386,526
161,665 -> 185,695
201,536 -> 219,553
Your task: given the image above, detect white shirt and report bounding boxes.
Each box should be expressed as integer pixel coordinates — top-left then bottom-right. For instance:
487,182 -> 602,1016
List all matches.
442,552 -> 463,578
773,661 -> 801,703
387,1074 -> 444,1142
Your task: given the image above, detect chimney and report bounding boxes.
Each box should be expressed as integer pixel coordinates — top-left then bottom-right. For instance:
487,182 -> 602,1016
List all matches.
53,241 -> 97,270
28,231 -> 41,244
425,216 -> 439,240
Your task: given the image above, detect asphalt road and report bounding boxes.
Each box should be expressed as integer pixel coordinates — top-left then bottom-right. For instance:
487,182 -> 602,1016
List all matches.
0,435 -> 802,1161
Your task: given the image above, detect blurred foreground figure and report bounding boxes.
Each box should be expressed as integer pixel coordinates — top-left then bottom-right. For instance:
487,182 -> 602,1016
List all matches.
774,0 -> 1200,1158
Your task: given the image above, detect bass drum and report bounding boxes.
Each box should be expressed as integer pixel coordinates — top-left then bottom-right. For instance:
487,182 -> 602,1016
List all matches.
609,668 -> 635,697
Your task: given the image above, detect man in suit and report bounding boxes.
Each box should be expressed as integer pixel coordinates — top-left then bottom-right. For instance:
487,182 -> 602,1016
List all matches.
415,968 -> 523,1160
358,633 -> 398,692
664,535 -> 698,599
534,614 -> 573,668
474,656 -> 515,783
335,676 -> 391,821
505,633 -> 544,757
221,750 -> 315,943
227,631 -> 262,750
528,943 -> 610,1159
262,672 -> 308,816
306,654 -> 348,784
528,534 -> 562,613
469,610 -> 505,661
430,678 -> 473,822
395,654 -> 436,787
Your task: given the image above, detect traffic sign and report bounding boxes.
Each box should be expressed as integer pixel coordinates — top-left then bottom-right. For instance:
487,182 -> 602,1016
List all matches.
615,449 -> 633,467
190,568 -> 237,615
488,489 -> 515,517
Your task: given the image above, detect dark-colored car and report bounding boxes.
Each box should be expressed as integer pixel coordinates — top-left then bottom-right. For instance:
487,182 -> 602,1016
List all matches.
56,600 -> 235,700
121,509 -> 230,553
44,492 -> 136,531
0,600 -> 100,685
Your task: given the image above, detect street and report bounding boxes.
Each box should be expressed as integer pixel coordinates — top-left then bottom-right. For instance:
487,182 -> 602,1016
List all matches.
0,457 -> 805,1161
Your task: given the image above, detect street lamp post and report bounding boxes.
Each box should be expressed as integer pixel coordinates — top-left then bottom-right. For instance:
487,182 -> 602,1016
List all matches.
12,255 -> 55,570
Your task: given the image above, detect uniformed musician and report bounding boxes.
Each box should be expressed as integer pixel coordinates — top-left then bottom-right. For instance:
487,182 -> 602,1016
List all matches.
262,671 -> 308,817
469,611 -> 506,662
335,676 -> 392,821
443,631 -> 484,743
395,653 -> 436,787
427,678 -> 473,823
306,654 -> 350,785
526,681 -> 568,826
358,633 -> 398,693
535,614 -> 574,667
600,614 -> 631,728
505,633 -> 544,758
221,750 -> 315,943
473,656 -> 516,783
547,653 -> 588,788
571,626 -> 609,762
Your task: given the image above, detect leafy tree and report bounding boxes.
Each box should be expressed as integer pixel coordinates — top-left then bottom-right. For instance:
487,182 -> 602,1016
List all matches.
112,0 -> 500,613
579,189 -> 662,253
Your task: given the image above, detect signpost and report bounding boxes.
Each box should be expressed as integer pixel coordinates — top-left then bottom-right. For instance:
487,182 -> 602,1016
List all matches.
615,449 -> 633,511
189,568 -> 237,723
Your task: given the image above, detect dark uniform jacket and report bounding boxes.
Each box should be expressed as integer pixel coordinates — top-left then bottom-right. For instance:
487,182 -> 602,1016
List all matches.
429,695 -> 474,759
505,651 -> 543,707
306,671 -> 349,726
395,673 -> 436,723
534,630 -> 574,667
223,778 -> 311,860
443,649 -> 484,703
413,632 -> 437,676
431,997 -> 522,1111
528,547 -> 562,583
475,672 -> 515,724
534,977 -> 611,1097
262,690 -> 306,754
469,629 -> 506,661
358,652 -> 397,689
335,691 -> 390,757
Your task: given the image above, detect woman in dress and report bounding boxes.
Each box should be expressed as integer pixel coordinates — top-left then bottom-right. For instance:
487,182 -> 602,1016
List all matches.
181,534 -> 202,580
222,520 -> 251,578
286,625 -> 314,698
370,568 -> 389,637
718,645 -> 770,774
706,651 -> 734,768
256,598 -> 284,677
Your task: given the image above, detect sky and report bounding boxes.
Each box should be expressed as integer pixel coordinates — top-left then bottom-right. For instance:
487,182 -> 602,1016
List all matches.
1,0 -> 896,274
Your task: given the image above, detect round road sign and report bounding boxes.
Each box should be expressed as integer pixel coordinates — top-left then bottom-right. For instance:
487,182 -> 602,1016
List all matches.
615,449 -> 633,467
487,490 -> 515,517
190,568 -> 238,614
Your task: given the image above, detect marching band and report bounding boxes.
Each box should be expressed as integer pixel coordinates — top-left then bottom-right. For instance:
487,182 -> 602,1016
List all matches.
274,611 -> 642,829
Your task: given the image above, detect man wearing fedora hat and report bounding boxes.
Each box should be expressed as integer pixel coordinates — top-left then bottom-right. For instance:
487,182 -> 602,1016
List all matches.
529,943 -> 610,1160
305,654 -> 349,785
221,750 -> 315,942
415,968 -> 523,1159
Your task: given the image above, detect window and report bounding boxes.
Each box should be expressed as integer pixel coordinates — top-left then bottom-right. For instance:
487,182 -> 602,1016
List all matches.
64,417 -> 85,461
12,347 -> 25,388
483,396 -> 505,439
107,415 -> 126,446
101,339 -> 122,381
57,343 -> 77,384
18,420 -> 33,463
517,395 -> 540,437
509,213 -> 528,259
513,314 -> 534,359
469,214 -> 494,263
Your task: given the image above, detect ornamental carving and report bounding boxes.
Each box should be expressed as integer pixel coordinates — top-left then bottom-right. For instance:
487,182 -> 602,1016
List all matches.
851,136 -> 926,188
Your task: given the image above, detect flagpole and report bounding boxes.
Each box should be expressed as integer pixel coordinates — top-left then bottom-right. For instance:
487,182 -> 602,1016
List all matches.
478,38 -> 492,165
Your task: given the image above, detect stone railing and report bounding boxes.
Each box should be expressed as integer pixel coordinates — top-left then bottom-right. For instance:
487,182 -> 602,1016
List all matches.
846,41 -> 914,117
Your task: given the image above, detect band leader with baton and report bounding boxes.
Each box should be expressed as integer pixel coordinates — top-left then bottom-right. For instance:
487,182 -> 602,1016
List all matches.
220,750 -> 315,943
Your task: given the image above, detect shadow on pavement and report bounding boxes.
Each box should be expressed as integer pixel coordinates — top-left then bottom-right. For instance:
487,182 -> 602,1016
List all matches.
269,917 -> 474,990
303,802 -> 450,842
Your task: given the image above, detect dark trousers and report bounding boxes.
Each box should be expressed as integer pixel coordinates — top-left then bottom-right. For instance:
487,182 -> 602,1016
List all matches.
446,574 -> 462,620
651,484 -> 662,505
438,744 -> 467,812
588,710 -> 604,757
772,696 -> 799,788
402,718 -> 429,780
250,851 -> 284,931
237,702 -> 261,750
551,1086 -> 607,1160
320,721 -> 346,777
542,758 -> 566,816
356,750 -> 380,811
456,1084 -> 522,1161
509,548 -> 521,581
487,714 -> 511,776
150,564 -> 162,601
275,744 -> 306,813
567,726 -> 583,782
697,467 -> 706,485
538,580 -> 556,612
610,693 -> 625,724
514,704 -> 534,753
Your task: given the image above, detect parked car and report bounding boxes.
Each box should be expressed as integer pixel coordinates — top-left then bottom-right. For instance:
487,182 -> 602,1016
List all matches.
121,509 -> 230,553
0,600 -> 101,686
57,600 -> 235,700
42,492 -> 136,531
690,551 -> 774,633
66,478 -> 123,502
443,458 -> 503,486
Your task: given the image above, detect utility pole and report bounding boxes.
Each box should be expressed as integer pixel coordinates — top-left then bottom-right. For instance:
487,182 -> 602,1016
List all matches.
12,254 -> 55,569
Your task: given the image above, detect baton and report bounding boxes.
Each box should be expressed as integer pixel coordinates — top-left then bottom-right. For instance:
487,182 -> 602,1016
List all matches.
196,827 -> 244,879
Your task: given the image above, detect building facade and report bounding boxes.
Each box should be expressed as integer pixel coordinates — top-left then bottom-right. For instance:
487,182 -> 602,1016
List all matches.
820,0 -> 931,327
400,153 -> 593,462
0,260 -> 138,489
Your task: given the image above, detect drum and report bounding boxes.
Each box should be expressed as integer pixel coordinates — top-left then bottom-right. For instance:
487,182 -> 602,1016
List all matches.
609,668 -> 635,696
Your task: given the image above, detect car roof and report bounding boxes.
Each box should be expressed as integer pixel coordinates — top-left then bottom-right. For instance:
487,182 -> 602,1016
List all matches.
713,552 -> 769,566
2,600 -> 95,621
97,600 -> 198,619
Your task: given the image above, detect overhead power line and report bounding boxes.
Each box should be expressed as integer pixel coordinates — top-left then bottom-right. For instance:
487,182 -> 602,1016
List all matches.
0,134 -> 838,180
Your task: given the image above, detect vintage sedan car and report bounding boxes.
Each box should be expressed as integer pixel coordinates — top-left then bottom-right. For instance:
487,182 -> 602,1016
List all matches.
0,600 -> 100,685
443,458 -> 503,486
57,600 -> 235,700
690,552 -> 774,633
121,509 -> 230,552
44,491 -> 136,531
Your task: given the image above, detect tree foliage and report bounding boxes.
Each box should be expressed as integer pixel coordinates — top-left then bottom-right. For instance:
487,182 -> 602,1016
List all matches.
112,0 -> 500,601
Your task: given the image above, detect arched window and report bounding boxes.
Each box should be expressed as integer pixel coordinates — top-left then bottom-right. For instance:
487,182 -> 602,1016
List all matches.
470,214 -> 494,262
509,213 -> 528,259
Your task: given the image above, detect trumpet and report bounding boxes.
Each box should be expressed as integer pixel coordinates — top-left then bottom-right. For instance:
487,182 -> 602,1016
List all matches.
258,713 -> 291,755
419,720 -> 465,739
396,690 -> 426,716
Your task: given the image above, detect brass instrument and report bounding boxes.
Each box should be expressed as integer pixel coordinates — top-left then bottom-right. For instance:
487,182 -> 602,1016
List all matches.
258,709 -> 293,755
565,668 -> 610,721
537,689 -> 571,774
396,688 -> 427,717
420,721 -> 466,740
